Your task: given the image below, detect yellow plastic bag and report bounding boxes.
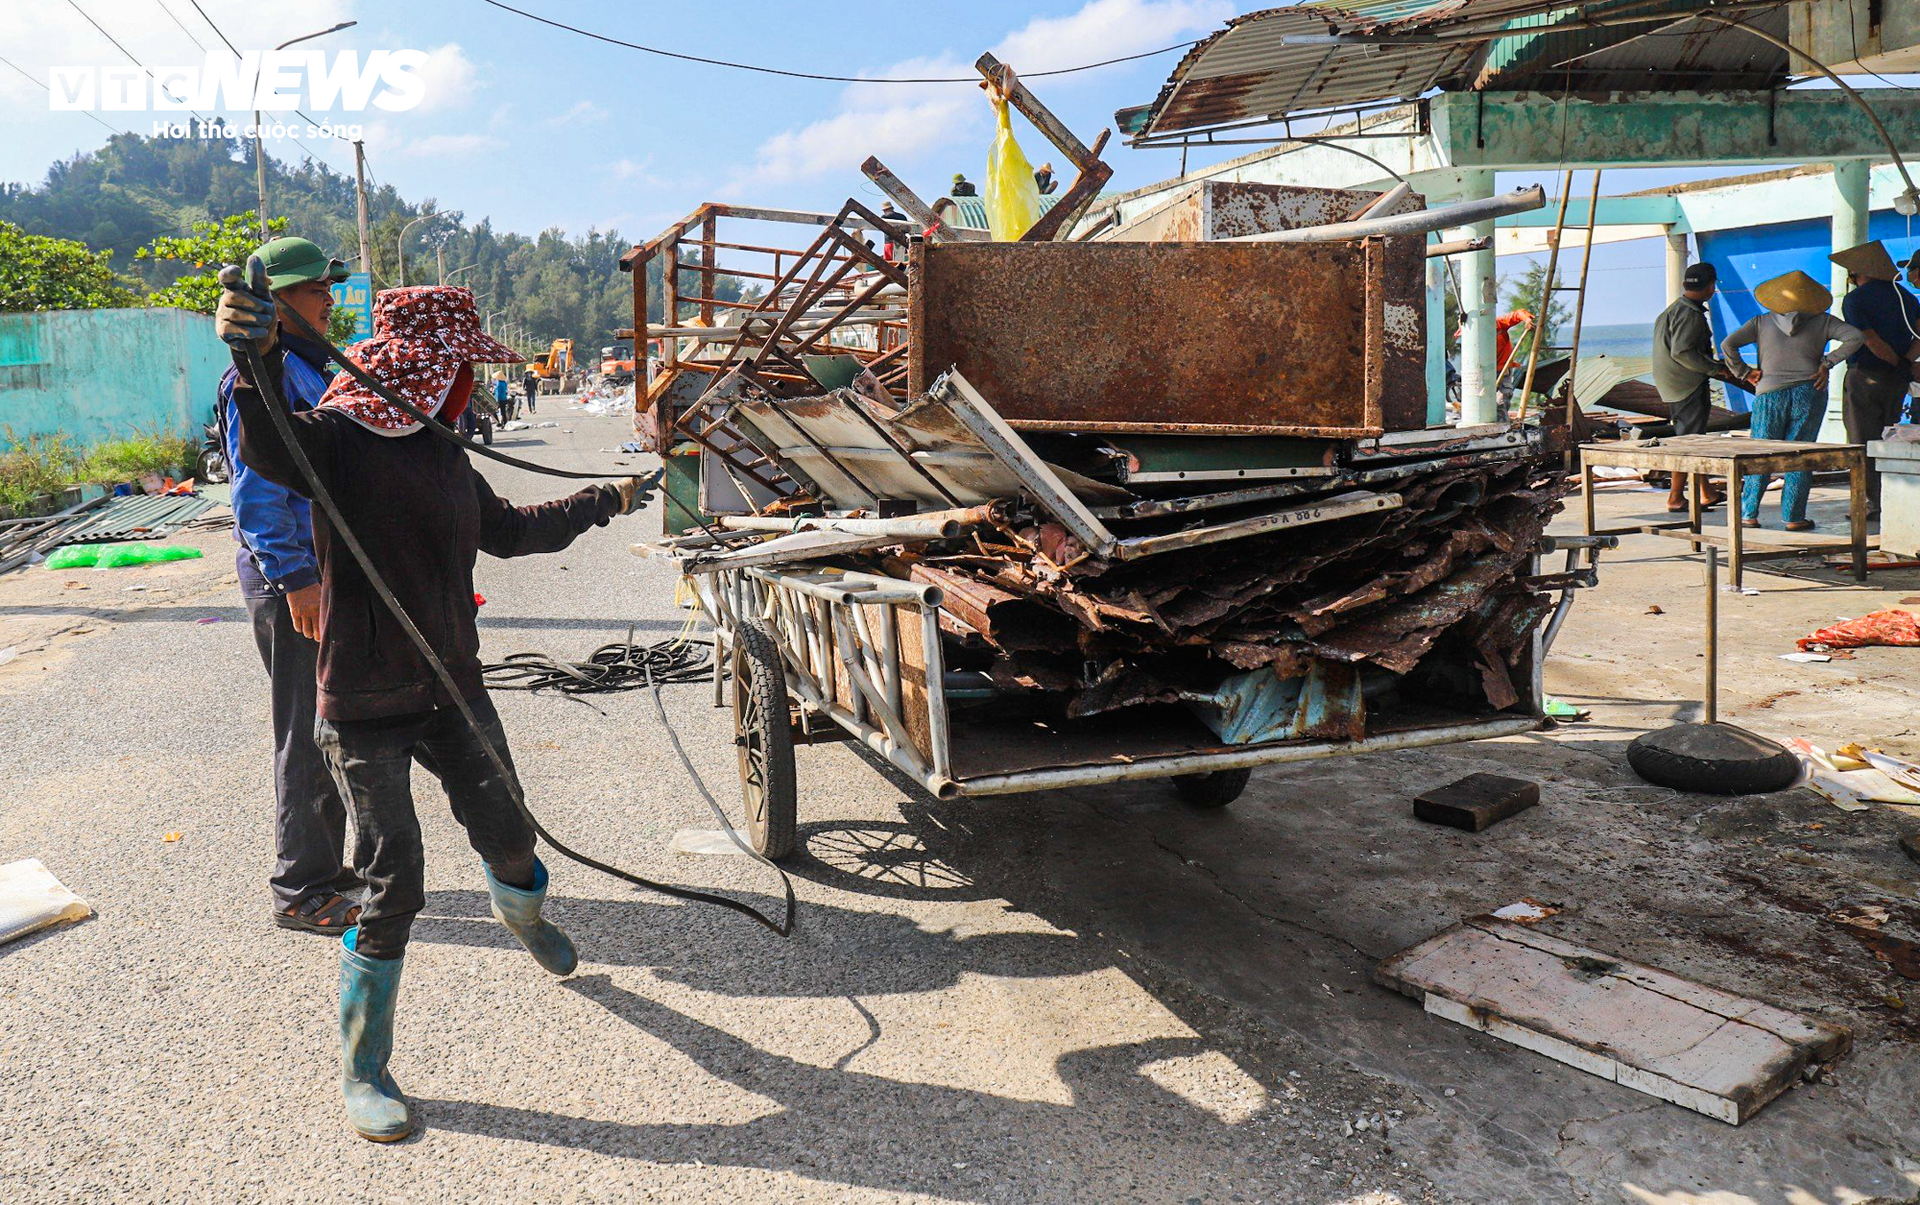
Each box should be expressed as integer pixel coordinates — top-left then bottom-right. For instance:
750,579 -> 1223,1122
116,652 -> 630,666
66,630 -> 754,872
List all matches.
985,84 -> 1042,241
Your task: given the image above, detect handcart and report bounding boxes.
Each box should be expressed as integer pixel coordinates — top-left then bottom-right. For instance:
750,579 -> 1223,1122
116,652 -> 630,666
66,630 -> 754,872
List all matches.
671,534 -> 1608,860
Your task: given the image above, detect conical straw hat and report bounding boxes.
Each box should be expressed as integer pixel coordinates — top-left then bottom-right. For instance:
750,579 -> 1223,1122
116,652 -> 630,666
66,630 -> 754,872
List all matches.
1829,240 -> 1898,282
1754,269 -> 1832,315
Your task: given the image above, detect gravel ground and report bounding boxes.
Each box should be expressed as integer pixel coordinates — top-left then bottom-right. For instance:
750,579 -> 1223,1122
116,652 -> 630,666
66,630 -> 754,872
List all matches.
2,405 -> 1917,1203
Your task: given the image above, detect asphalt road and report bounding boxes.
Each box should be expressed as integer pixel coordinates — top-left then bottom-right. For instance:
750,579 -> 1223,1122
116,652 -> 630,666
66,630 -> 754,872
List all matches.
3,403 -> 1918,1203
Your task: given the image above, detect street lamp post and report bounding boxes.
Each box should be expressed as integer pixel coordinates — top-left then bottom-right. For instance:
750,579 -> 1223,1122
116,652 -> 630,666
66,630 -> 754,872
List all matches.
396,211 -> 438,287
447,264 -> 480,286
254,22 -> 357,241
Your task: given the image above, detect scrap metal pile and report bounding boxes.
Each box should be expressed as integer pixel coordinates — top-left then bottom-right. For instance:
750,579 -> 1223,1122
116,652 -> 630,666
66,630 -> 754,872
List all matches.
626,55 -> 1576,745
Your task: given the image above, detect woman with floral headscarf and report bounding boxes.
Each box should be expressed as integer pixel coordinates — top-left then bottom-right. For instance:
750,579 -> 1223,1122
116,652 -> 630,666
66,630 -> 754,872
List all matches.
220,263 -> 649,1142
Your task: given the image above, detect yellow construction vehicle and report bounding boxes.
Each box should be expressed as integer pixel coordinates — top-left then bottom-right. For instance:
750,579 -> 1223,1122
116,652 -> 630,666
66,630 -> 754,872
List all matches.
525,339 -> 574,386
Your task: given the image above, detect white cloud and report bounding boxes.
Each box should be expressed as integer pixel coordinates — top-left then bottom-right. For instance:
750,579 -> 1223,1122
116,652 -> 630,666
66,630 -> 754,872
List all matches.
410,42 -> 478,113
549,99 -> 607,126
730,0 -> 1230,192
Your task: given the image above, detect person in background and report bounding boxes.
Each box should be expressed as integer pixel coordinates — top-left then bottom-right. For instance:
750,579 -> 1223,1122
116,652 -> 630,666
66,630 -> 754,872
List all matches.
1650,261 -> 1725,511
1720,270 -> 1865,531
1831,239 -> 1920,518
521,366 -> 539,416
950,172 -> 977,197
492,372 -> 513,422
1034,162 -> 1057,195
218,236 -> 363,936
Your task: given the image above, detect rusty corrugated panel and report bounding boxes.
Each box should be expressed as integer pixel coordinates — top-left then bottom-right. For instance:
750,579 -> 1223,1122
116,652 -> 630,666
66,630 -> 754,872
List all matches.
908,239 -> 1426,436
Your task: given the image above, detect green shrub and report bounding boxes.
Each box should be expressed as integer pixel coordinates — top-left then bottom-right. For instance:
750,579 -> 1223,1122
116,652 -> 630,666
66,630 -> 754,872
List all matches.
0,430 -> 84,512
80,430 -> 197,482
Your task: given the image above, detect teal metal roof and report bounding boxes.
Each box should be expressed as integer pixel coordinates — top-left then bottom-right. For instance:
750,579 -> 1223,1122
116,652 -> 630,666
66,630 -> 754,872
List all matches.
933,193 -> 1061,231
1118,0 -> 1791,142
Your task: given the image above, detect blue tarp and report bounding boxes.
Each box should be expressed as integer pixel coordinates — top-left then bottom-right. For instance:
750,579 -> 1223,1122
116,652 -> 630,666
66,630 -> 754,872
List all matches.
1697,209 -> 1920,412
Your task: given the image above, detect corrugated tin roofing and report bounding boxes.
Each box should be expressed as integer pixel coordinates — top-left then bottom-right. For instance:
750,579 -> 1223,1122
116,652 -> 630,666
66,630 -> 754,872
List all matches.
933,194 -> 1061,231
1121,0 -> 1794,140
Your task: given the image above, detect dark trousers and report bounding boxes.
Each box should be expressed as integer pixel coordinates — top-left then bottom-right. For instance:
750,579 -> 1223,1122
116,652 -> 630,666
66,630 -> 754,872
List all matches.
523,385 -> 537,414
244,586 -> 358,911
1844,361 -> 1909,510
1669,379 -> 1711,436
315,692 -> 536,959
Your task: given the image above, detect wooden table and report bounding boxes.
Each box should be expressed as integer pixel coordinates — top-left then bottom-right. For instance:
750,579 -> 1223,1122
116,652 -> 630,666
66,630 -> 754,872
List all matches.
1578,435 -> 1868,590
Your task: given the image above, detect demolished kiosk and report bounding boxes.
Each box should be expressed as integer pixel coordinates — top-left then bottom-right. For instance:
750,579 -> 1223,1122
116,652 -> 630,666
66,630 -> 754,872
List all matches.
622,57 -> 1607,859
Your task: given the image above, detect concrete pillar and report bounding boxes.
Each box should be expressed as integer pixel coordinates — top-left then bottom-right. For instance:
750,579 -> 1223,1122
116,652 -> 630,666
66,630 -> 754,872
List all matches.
1665,228 -> 1688,303
1454,170 -> 1498,427
1826,160 -> 1870,441
1425,246 -> 1449,427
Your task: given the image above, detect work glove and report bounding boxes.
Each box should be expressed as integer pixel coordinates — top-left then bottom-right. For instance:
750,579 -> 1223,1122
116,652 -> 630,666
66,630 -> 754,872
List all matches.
613,471 -> 660,516
216,256 -> 277,351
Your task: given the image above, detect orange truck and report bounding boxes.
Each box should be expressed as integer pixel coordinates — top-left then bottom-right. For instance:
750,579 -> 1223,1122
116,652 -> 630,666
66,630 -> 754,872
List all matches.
599,343 -> 636,386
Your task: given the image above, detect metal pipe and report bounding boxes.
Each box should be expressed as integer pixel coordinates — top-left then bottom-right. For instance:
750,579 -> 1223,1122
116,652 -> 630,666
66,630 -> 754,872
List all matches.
1427,236 -> 1492,258
1350,180 -> 1411,221
954,715 -> 1543,796
717,507 -> 989,541
1226,187 -> 1546,245
1704,545 -> 1718,725
740,568 -> 923,608
783,665 -> 957,799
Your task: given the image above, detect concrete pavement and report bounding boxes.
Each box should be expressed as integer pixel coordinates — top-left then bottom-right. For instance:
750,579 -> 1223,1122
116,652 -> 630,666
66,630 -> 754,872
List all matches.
2,403 -> 1917,1202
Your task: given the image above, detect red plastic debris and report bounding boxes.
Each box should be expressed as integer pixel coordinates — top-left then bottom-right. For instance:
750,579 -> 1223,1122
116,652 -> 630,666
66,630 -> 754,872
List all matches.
1798,609 -> 1920,651
473,592 -> 487,607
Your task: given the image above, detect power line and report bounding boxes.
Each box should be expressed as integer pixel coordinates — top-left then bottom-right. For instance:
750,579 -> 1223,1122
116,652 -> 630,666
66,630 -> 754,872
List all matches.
152,0 -> 205,52
0,53 -> 127,136
477,0 -> 1195,84
182,0 -> 239,56
63,0 -> 214,125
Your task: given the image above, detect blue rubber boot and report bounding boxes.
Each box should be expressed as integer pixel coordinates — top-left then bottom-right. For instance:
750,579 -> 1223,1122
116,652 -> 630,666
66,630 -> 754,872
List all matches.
484,858 -> 578,976
339,927 -> 413,1142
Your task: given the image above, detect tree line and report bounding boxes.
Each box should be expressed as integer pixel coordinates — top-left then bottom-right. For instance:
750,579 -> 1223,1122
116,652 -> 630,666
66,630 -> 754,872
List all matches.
0,132 -> 732,351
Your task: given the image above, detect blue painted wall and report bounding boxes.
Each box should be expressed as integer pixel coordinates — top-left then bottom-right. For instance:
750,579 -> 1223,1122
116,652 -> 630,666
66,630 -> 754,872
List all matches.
1697,209 -> 1920,413
0,308 -> 226,446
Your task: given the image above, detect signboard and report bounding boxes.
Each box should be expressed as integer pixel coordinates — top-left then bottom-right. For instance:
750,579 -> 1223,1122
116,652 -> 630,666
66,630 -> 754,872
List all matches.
330,272 -> 374,343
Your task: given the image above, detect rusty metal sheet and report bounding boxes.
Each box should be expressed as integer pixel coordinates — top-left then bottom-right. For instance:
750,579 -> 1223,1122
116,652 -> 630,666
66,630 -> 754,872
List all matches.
1107,180 -> 1423,243
908,239 -> 1426,435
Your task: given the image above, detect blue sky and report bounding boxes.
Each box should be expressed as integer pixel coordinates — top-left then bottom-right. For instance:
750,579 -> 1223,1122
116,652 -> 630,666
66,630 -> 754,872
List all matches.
0,1 -> 1909,326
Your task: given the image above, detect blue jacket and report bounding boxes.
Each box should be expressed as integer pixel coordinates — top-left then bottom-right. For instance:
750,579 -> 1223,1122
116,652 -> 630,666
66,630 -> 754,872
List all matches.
222,332 -> 332,594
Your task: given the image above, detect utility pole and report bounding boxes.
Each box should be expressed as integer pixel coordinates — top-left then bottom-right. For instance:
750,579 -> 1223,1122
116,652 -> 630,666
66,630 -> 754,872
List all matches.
353,139 -> 373,275
437,245 -> 446,285
252,22 -> 357,242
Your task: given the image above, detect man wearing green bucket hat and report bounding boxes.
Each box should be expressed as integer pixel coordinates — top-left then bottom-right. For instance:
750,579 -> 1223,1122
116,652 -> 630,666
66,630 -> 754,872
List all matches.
216,236 -> 363,936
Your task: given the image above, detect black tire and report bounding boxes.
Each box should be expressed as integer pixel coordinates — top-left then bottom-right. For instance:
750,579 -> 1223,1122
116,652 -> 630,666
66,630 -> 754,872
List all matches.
732,620 -> 797,860
479,416 -> 494,445
1626,722 -> 1799,796
1173,768 -> 1252,808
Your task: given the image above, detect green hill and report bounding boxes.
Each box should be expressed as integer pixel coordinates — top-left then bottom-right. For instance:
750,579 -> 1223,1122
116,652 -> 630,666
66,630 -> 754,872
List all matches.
0,133 -> 710,355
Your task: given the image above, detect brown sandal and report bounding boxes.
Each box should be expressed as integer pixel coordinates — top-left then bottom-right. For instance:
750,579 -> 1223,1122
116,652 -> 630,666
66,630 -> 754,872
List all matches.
274,893 -> 362,934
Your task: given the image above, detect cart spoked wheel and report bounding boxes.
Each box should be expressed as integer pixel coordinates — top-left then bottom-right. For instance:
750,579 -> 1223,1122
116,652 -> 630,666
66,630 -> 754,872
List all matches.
1172,768 -> 1251,808
731,620 -> 797,860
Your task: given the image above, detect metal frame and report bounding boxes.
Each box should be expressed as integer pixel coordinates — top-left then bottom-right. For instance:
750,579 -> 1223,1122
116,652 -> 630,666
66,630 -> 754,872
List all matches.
685,561 -> 1549,806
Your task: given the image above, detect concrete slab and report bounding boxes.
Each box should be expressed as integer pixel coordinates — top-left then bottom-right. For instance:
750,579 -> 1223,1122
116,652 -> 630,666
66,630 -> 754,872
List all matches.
1376,916 -> 1851,1125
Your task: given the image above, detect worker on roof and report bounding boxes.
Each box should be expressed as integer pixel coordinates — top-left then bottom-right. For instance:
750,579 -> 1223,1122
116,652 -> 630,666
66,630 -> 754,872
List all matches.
1650,261 -> 1726,512
217,270 -> 654,1143
1720,270 -> 1865,531
950,172 -> 977,197
1831,239 -> 1919,518
217,235 -> 365,938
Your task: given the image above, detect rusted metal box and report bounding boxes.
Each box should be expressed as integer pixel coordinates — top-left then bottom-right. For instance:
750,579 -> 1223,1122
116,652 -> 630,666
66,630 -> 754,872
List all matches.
1104,179 -> 1423,243
907,237 -> 1427,437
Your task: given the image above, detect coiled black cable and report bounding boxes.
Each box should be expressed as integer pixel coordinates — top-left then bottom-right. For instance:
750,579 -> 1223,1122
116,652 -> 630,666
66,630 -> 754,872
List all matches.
483,631 -> 712,694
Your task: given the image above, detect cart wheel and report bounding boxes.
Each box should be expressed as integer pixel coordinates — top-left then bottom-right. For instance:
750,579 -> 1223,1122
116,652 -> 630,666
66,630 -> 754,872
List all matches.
1173,768 -> 1251,808
732,620 -> 797,860
479,416 -> 494,445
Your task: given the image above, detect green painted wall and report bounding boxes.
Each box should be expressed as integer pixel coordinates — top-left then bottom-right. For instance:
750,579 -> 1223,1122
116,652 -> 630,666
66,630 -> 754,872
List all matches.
0,308 -> 226,445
